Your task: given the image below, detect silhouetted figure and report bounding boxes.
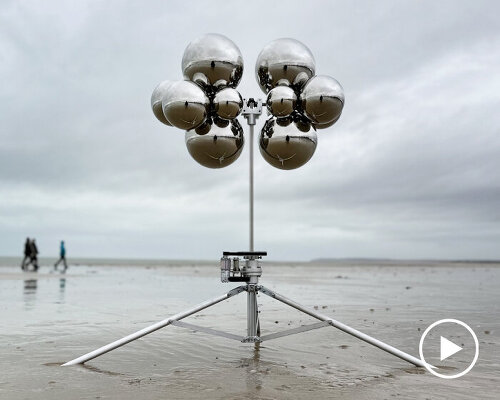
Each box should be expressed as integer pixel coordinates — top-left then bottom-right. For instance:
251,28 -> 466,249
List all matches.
28,239 -> 39,271
54,240 -> 68,271
21,237 -> 31,270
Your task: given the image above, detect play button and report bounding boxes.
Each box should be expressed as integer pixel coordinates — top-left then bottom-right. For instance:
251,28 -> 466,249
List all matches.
419,319 -> 479,379
440,336 -> 462,361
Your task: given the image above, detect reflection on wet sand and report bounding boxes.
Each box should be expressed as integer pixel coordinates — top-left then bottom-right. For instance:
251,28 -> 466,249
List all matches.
243,344 -> 263,393
43,362 -> 126,377
23,275 -> 68,308
24,279 -> 37,292
79,363 -> 126,377
23,279 -> 37,310
58,277 -> 66,304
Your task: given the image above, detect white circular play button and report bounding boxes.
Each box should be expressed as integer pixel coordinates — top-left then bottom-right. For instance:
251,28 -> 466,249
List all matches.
440,336 -> 462,361
419,319 -> 479,379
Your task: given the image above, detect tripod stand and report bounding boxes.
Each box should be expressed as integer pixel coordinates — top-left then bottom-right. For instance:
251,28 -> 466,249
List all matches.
63,251 -> 424,367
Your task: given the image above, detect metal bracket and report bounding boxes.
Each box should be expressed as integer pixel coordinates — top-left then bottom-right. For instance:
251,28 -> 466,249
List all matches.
242,336 -> 261,343
245,284 -> 258,293
242,98 -> 264,125
223,251 -> 267,257
171,320 -> 245,342
257,285 -> 274,297
227,286 -> 247,297
260,321 -> 330,342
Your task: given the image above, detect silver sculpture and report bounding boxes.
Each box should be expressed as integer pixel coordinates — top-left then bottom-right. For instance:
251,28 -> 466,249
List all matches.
186,119 -> 244,168
182,33 -> 244,89
260,117 -> 317,170
266,86 -> 297,118
151,80 -> 173,126
255,38 -> 316,93
161,80 -> 209,130
65,34 -> 429,374
300,75 -> 344,125
253,38 -> 344,169
213,87 -> 243,120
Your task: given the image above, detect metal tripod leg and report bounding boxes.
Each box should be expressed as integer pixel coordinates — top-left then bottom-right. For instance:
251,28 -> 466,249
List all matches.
259,285 -> 425,367
62,286 -> 246,366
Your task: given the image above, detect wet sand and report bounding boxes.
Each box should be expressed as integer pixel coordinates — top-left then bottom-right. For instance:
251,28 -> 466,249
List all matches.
0,259 -> 498,399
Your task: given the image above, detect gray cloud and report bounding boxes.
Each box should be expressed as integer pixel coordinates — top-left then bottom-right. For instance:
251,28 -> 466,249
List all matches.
1,0 -> 499,260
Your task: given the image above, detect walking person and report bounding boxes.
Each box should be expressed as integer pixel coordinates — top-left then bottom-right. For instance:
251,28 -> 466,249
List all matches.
21,237 -> 31,271
29,239 -> 39,271
54,240 -> 68,271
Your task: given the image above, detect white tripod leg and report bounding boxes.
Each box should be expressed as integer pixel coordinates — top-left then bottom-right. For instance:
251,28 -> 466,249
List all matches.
62,286 -> 246,366
259,286 -> 425,367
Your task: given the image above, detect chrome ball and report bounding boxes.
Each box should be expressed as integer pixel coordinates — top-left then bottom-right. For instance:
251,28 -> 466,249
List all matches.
300,75 -> 344,125
182,33 -> 244,89
185,119 -> 244,168
266,86 -> 297,118
162,80 -> 209,131
151,80 -> 173,126
255,38 -> 315,93
213,88 -> 243,120
194,120 -> 212,135
259,117 -> 317,170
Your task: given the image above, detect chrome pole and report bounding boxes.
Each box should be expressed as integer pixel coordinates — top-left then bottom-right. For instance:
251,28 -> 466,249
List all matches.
247,286 -> 257,337
242,98 -> 262,252
249,123 -> 254,252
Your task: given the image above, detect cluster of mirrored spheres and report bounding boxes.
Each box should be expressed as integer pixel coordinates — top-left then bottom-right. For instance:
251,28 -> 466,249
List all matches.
151,33 -> 344,170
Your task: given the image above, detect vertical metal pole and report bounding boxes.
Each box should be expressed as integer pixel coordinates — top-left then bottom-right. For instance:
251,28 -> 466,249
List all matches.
247,286 -> 258,337
249,123 -> 254,252
243,98 -> 261,252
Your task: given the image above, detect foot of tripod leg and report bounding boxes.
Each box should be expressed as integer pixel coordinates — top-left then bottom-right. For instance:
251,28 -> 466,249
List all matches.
242,336 -> 261,343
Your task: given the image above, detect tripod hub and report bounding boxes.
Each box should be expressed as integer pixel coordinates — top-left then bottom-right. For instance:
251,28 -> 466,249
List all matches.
220,251 -> 266,284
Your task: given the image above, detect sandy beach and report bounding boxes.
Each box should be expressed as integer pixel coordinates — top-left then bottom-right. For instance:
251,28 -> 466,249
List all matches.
0,258 -> 498,399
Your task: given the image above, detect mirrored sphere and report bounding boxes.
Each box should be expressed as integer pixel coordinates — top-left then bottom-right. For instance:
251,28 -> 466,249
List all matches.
194,119 -> 212,135
300,75 -> 344,125
162,80 -> 209,131
266,86 -> 297,118
213,88 -> 243,120
182,33 -> 244,89
259,117 -> 317,170
255,38 -> 316,93
185,119 -> 244,168
151,80 -> 173,126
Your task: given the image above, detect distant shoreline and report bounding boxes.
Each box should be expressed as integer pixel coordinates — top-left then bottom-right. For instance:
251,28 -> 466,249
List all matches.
0,256 -> 499,268
310,257 -> 500,264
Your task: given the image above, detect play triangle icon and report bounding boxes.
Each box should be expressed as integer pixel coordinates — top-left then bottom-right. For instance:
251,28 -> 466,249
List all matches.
440,336 -> 462,361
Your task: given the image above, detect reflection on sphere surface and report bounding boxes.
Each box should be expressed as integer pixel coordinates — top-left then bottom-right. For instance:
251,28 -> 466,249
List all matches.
186,119 -> 244,168
259,117 -> 317,170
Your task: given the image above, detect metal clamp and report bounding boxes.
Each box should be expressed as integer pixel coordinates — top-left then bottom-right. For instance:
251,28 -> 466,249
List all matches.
242,98 -> 264,125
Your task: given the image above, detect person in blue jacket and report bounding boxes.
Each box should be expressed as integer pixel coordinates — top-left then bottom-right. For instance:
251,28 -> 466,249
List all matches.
54,240 -> 68,271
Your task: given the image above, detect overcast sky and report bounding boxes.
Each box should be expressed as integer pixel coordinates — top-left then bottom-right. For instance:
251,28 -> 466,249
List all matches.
1,0 -> 499,261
